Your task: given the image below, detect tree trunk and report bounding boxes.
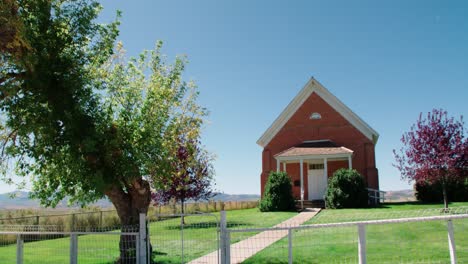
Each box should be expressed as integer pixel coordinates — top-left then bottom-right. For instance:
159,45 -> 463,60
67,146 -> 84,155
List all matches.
105,178 -> 151,264
442,182 -> 449,210
181,199 -> 185,225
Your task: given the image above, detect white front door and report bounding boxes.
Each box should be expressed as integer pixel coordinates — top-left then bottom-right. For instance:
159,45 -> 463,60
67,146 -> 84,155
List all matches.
308,165 -> 327,200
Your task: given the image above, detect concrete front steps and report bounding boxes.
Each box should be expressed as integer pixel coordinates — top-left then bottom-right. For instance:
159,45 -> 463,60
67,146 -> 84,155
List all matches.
296,200 -> 325,209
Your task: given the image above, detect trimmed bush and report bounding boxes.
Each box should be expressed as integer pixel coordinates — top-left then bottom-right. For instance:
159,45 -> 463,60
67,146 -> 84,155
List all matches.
325,169 -> 368,209
415,178 -> 468,203
259,171 -> 296,212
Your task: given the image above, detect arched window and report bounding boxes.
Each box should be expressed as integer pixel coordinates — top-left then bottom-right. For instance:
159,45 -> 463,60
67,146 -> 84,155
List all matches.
310,112 -> 321,120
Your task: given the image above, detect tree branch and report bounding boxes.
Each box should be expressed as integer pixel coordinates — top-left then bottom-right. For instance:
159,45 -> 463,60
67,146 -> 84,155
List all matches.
0,71 -> 25,85
0,128 -> 17,157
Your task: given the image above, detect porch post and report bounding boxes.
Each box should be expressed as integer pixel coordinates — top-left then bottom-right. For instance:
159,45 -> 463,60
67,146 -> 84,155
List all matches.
283,162 -> 287,172
300,159 -> 304,209
324,157 -> 328,179
277,159 -> 280,172
348,155 -> 352,169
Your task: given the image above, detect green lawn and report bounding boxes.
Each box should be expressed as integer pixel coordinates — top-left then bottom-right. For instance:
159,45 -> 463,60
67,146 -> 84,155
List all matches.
0,208 -> 297,264
244,202 -> 468,264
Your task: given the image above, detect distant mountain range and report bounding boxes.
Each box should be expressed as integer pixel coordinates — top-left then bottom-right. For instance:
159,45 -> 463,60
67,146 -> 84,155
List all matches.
384,189 -> 415,202
0,191 -> 261,209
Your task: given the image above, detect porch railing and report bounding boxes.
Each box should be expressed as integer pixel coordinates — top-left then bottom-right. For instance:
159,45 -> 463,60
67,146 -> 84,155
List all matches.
367,188 -> 386,204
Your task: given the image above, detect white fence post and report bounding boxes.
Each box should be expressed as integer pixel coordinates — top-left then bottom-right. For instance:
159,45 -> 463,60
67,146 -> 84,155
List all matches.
70,233 -> 78,264
447,220 -> 457,264
220,211 -> 230,264
226,231 -> 231,263
220,211 -> 226,264
288,229 -> 293,264
358,224 -> 367,264
16,234 -> 23,264
136,234 -> 140,264
139,213 -> 147,264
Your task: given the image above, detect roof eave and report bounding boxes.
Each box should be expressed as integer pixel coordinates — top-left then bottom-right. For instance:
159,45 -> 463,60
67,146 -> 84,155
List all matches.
256,77 -> 316,148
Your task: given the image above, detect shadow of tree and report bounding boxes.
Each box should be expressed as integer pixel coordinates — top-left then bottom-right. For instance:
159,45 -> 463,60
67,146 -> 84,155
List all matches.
164,220 -> 252,230
153,250 -> 168,256
150,250 -> 178,264
151,257 -> 179,264
337,201 -> 444,210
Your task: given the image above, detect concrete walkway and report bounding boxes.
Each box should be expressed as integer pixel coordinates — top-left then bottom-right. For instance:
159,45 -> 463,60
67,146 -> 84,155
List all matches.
189,208 -> 321,264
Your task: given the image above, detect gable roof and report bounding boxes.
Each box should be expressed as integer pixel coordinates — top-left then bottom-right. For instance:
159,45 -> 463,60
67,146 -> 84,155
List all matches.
256,77 -> 379,147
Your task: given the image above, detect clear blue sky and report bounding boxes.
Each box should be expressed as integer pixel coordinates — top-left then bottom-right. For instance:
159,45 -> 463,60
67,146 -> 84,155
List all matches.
1,0 -> 467,194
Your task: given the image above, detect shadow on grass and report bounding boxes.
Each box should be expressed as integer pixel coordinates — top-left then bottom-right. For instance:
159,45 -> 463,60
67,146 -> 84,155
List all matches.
152,260 -> 180,264
381,201 -> 442,206
151,251 -> 195,264
151,250 -> 177,264
164,220 -> 252,230
330,201 -> 447,210
151,256 -> 179,264
153,250 -> 168,256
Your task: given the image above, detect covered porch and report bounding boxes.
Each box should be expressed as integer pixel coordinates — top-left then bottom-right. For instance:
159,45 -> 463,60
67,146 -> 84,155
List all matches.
274,141 -> 353,209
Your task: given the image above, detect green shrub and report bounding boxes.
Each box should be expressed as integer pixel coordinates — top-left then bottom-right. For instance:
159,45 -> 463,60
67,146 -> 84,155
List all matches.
325,169 -> 368,209
259,171 -> 295,212
415,178 -> 468,203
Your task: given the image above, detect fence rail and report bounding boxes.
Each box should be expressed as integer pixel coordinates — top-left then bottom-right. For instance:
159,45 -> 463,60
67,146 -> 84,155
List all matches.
226,213 -> 468,232
220,213 -> 468,264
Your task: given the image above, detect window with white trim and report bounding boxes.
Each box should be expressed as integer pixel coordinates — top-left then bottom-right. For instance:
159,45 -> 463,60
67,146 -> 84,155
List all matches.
310,112 -> 321,120
309,164 -> 324,170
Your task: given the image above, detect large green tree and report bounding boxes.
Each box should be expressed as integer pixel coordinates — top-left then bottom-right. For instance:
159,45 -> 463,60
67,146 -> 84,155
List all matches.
0,0 -> 208,262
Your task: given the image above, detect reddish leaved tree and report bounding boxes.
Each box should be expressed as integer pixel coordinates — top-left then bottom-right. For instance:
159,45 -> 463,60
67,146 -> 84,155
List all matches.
152,136 -> 214,222
393,109 -> 468,208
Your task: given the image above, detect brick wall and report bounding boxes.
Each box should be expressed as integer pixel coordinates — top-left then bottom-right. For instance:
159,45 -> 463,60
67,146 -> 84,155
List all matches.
260,92 -> 379,196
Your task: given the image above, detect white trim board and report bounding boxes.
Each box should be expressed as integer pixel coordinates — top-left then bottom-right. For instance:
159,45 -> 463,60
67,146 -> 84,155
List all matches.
256,77 -> 379,148
275,153 -> 352,162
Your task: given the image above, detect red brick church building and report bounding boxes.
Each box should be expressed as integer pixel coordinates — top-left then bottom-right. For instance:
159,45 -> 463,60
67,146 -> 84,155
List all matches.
257,78 -> 380,205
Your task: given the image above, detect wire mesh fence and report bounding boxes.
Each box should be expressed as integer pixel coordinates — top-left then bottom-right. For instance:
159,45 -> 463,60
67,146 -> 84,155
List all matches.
0,210 -> 121,233
147,208 -> 297,264
1,206 -> 467,264
240,226 -> 359,264
239,219 -> 467,264
149,212 -> 220,264
151,200 -> 259,215
0,200 -> 258,230
0,224 -> 141,264
0,202 -> 259,264
366,220 -> 450,263
233,209 -> 468,264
